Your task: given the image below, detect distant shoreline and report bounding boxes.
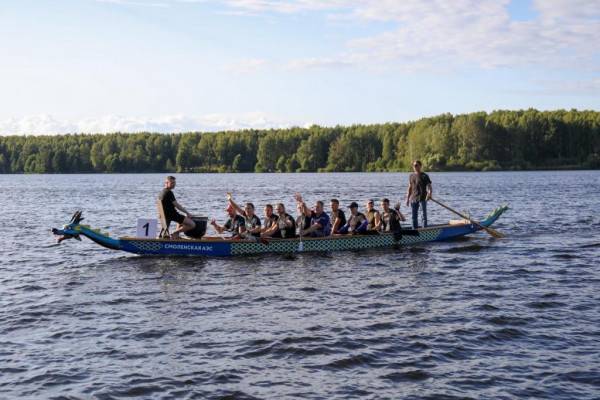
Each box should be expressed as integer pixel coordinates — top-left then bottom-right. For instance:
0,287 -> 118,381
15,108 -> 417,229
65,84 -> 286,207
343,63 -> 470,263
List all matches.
3,167 -> 599,175
1,109 -> 599,174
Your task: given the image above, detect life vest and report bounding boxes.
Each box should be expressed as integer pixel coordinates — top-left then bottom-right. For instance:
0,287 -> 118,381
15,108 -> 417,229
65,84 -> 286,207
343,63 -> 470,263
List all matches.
349,212 -> 366,230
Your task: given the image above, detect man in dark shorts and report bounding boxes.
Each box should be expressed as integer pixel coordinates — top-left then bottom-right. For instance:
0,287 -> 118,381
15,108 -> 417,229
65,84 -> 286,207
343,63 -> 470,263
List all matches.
405,160 -> 433,228
159,176 -> 195,239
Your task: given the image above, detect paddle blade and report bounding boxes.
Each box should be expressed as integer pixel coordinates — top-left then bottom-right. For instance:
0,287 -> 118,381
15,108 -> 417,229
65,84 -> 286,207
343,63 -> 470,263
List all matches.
483,226 -> 505,238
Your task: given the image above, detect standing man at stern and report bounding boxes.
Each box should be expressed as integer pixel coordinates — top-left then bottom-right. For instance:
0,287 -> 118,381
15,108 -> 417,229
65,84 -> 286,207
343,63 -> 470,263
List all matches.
405,160 -> 433,229
159,176 -> 195,239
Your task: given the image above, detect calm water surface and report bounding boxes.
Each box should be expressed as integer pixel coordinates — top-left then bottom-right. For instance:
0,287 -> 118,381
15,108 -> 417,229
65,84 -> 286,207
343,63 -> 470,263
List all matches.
1,172 -> 599,399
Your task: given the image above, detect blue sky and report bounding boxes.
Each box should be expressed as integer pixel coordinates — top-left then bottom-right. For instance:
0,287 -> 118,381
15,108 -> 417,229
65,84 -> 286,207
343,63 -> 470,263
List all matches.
1,0 -> 599,134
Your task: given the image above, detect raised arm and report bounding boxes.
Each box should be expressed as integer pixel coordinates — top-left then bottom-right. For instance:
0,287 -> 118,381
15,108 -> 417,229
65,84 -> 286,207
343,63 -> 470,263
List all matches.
227,193 -> 245,216
294,193 -> 311,217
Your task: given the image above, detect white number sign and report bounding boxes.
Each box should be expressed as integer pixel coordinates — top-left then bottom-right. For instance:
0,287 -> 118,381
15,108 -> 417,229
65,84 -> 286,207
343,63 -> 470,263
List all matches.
137,218 -> 157,238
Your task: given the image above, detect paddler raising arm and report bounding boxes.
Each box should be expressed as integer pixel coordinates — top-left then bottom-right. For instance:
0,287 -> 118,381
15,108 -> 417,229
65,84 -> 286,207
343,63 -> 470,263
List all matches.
294,193 -> 332,237
210,201 -> 246,238
226,193 -> 262,239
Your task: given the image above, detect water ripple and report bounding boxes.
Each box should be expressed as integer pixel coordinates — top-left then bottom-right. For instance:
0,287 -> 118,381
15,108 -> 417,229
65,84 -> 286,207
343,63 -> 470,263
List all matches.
1,172 -> 599,399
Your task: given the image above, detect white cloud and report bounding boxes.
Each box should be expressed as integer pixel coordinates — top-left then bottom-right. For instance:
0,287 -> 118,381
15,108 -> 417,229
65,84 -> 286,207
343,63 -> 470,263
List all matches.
93,0 -> 600,71
286,57 -> 354,70
219,0 -> 350,14
223,58 -> 269,73
0,113 -> 302,135
214,0 -> 600,71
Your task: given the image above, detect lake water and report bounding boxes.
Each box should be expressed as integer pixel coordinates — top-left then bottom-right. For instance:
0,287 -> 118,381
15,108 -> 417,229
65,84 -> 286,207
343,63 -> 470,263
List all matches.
1,171 -> 599,399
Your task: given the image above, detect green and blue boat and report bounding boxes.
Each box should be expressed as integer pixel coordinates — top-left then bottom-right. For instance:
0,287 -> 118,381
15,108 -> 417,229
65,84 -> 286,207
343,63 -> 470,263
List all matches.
52,206 -> 508,257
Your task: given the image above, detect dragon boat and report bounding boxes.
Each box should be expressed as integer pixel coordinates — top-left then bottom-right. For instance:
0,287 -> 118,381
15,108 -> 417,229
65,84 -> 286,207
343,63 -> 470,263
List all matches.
52,206 -> 508,257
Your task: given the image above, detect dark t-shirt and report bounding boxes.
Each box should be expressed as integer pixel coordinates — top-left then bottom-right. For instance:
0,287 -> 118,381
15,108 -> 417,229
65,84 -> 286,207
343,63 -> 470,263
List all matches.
159,189 -> 179,219
264,214 -> 278,230
409,172 -> 432,202
244,214 -> 262,238
331,209 -> 346,232
277,213 -> 296,238
297,215 -> 312,231
224,215 -> 246,236
381,209 -> 401,232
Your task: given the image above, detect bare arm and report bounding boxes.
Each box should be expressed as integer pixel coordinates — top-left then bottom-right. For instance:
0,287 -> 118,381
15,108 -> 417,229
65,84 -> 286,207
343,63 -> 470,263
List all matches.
303,221 -> 322,235
227,193 -> 246,216
331,216 -> 342,234
374,212 -> 383,231
398,211 -> 406,222
229,200 -> 245,216
247,218 -> 261,234
294,193 -> 311,216
262,223 -> 277,237
210,219 -> 225,234
405,180 -> 413,206
173,200 -> 192,217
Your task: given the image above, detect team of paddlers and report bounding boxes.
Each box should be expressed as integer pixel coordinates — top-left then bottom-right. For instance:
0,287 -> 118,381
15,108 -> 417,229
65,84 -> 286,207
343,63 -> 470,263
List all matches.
159,160 -> 433,240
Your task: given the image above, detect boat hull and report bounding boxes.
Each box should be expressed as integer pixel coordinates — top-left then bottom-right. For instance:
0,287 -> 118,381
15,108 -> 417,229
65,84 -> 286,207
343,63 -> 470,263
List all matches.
55,206 -> 508,257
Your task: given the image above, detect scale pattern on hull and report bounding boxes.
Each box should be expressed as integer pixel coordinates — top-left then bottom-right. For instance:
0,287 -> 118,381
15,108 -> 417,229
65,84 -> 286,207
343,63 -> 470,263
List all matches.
230,228 -> 443,255
130,241 -> 162,252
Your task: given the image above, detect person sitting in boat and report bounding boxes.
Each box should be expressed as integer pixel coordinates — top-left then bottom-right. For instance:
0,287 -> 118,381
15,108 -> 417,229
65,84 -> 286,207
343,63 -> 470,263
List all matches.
210,203 -> 246,238
330,198 -> 346,235
338,202 -> 367,234
365,199 -> 381,232
263,203 -> 296,238
227,194 -> 261,239
261,204 -> 279,235
379,198 -> 406,232
159,175 -> 196,239
295,193 -> 331,237
295,202 -> 312,235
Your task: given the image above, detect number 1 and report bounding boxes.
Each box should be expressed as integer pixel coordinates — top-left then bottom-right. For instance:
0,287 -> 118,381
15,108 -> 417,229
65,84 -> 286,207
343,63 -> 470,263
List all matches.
143,222 -> 149,236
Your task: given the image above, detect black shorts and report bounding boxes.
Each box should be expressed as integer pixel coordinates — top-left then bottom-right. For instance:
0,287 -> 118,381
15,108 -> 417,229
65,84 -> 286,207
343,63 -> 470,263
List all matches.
168,213 -> 185,224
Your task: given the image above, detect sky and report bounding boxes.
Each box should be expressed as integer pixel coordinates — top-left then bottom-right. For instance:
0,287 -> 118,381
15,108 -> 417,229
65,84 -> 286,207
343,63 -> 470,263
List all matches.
1,0 -> 599,134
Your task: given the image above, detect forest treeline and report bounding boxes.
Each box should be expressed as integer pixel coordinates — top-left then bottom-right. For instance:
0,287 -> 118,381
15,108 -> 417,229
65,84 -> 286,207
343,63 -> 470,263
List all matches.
1,109 -> 599,174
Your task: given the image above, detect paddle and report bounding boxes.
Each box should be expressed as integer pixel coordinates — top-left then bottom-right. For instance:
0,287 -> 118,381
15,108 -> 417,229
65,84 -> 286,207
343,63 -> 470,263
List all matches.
430,198 -> 505,239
